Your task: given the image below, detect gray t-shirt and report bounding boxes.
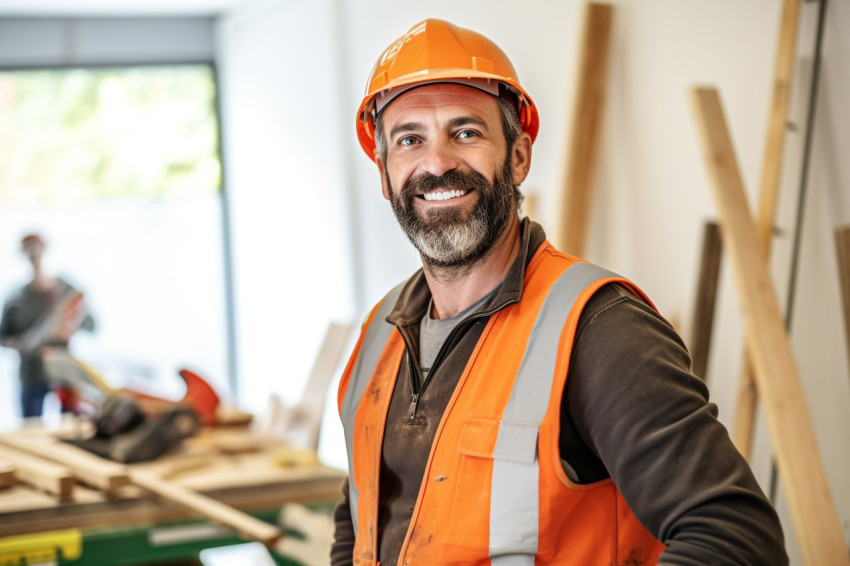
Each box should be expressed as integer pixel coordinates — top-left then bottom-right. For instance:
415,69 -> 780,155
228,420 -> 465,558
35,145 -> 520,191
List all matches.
419,287 -> 498,380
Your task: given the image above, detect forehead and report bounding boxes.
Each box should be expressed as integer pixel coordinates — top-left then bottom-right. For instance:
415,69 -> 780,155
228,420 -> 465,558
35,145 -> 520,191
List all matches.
381,83 -> 501,126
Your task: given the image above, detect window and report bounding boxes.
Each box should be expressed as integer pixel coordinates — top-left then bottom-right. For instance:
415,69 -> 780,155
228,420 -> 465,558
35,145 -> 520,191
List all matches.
0,64 -> 231,427
0,65 -> 220,203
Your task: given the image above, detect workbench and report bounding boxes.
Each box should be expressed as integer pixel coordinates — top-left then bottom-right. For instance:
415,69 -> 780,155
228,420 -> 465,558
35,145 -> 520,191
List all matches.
0,425 -> 346,565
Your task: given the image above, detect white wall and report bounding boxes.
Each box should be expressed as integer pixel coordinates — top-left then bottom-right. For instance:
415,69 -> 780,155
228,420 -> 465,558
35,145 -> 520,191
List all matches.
215,0 -> 355,467
218,0 -> 850,562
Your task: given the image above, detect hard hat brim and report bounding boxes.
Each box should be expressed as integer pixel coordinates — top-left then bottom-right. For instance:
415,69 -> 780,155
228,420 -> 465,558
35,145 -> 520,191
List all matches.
356,72 -> 539,163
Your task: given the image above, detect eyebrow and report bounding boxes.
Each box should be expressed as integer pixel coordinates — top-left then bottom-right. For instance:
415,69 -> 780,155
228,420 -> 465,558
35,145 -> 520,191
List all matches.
448,115 -> 489,131
388,115 -> 491,140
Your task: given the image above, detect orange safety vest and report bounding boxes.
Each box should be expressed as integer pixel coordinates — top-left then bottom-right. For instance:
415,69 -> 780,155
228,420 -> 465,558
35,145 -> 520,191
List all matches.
338,243 -> 666,565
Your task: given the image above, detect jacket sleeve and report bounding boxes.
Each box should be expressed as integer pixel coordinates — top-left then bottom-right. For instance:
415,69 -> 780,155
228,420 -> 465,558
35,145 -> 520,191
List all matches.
331,476 -> 355,566
563,284 -> 788,565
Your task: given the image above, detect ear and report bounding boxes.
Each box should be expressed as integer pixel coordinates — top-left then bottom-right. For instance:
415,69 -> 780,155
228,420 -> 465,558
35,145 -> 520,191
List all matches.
376,156 -> 391,200
510,132 -> 532,185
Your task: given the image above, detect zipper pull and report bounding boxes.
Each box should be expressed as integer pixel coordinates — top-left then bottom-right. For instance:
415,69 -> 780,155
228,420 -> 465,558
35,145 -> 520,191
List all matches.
407,393 -> 419,422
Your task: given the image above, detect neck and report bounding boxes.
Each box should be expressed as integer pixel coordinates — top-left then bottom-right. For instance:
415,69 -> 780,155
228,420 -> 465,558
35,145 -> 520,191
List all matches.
30,266 -> 54,291
424,217 -> 521,319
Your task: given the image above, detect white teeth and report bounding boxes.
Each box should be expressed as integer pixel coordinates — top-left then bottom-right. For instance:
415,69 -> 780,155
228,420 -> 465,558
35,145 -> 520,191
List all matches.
422,189 -> 468,201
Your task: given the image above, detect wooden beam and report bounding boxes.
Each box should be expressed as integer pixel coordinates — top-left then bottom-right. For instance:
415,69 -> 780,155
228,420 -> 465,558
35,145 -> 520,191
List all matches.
689,221 -> 723,380
756,0 -> 802,251
690,86 -> 848,566
836,225 -> 850,372
0,435 -> 128,492
734,0 -> 803,457
558,2 -> 614,258
129,470 -> 281,546
0,447 -> 73,498
0,460 -> 15,489
732,352 -> 759,458
0,433 -> 280,545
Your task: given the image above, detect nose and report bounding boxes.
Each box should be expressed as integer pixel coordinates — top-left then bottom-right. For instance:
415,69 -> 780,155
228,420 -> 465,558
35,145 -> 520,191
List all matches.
419,137 -> 462,177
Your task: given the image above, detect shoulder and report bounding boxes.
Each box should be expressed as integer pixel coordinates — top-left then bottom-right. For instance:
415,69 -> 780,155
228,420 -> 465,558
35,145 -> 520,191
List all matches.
567,281 -> 695,406
575,282 -> 674,345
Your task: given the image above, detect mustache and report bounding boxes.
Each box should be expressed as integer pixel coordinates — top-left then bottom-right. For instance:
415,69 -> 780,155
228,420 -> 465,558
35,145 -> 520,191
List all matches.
402,168 -> 492,198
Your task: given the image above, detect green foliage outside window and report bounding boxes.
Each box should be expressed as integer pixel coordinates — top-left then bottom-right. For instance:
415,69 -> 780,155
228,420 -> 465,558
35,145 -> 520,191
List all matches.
0,65 -> 221,205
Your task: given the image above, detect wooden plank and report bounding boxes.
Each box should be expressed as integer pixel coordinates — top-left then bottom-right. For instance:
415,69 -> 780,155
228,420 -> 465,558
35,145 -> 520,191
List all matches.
0,434 -> 128,492
734,0 -> 803,458
732,352 -> 759,458
756,0 -> 802,252
129,470 -> 281,546
690,86 -> 849,566
558,2 -> 614,258
689,221 -> 723,380
0,466 -> 345,538
0,460 -> 15,489
836,225 -> 850,372
0,447 -> 73,498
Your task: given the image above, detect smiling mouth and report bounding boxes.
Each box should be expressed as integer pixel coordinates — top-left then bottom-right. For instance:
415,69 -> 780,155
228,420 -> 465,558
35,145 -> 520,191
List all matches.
420,189 -> 470,201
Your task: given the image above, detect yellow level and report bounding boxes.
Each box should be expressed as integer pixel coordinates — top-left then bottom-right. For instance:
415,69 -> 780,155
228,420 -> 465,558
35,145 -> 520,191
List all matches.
0,530 -> 81,565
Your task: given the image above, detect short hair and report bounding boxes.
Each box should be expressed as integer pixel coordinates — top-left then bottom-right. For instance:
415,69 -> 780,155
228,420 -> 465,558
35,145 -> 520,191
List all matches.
374,94 -> 523,164
20,233 -> 44,250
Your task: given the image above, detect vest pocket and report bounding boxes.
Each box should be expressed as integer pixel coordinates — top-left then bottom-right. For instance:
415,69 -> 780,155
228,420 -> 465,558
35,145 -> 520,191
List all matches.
440,418 -> 540,561
438,417 -> 500,561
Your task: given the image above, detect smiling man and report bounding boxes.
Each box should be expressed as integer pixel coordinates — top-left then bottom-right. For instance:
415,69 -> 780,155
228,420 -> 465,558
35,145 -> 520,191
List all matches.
333,19 -> 787,566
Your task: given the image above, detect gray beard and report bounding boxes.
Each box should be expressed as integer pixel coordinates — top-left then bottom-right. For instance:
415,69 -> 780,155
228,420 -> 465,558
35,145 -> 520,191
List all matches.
387,156 -> 517,269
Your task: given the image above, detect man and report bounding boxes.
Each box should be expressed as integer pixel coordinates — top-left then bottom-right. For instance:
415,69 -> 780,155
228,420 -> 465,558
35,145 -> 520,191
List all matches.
0,234 -> 95,418
333,19 -> 787,565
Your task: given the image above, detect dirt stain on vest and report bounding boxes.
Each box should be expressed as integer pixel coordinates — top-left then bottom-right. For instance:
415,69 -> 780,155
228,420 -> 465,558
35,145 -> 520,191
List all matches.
409,526 -> 434,547
621,549 -> 650,565
354,528 -> 376,564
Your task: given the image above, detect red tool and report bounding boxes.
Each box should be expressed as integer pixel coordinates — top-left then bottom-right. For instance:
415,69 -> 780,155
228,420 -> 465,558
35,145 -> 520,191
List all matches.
128,368 -> 220,427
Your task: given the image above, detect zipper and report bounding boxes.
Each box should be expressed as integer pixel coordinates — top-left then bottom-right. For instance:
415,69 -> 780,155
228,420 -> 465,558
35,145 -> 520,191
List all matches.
401,296 -> 514,423
407,393 -> 419,422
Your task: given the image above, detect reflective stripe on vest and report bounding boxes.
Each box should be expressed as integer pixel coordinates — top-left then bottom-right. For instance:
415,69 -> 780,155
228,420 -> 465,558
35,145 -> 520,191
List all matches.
489,262 -> 617,564
340,281 -> 405,537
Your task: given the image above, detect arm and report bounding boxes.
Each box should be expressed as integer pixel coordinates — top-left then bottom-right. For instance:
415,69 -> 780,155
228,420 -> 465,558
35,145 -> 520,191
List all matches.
0,298 -> 22,351
330,476 -> 355,566
1,286 -> 83,352
563,284 -> 787,565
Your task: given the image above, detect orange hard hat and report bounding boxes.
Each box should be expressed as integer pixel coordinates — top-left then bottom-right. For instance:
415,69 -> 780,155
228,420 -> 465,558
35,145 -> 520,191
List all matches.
356,18 -> 539,162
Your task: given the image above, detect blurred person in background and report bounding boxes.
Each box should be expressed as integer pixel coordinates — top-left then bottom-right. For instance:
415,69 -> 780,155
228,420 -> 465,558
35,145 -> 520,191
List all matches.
0,233 -> 95,419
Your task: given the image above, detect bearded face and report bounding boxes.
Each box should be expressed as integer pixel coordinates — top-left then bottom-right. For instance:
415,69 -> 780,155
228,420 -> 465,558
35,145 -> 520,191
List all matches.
386,154 -> 518,269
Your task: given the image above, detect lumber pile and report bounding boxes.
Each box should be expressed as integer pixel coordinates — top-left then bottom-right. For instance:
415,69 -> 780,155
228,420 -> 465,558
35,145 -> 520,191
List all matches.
690,86 -> 849,566
0,427 -> 341,547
